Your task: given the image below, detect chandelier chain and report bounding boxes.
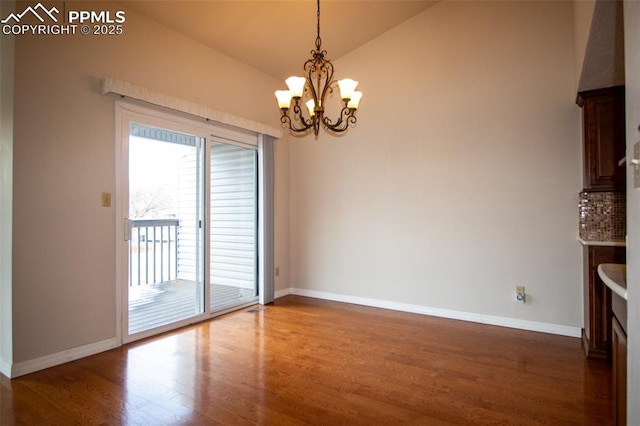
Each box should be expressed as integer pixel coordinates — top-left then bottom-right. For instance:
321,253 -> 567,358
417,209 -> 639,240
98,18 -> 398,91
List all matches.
315,0 -> 321,51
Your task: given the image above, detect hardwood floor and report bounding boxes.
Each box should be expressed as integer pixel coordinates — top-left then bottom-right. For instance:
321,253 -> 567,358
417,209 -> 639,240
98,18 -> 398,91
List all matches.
1,295 -> 612,425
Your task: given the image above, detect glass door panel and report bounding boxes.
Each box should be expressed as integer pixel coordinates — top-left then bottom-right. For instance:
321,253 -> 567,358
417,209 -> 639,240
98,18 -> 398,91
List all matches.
127,123 -> 204,335
209,141 -> 258,311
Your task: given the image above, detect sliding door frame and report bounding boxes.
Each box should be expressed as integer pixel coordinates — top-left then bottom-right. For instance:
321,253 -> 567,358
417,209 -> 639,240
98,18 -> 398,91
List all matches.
115,101 -> 274,345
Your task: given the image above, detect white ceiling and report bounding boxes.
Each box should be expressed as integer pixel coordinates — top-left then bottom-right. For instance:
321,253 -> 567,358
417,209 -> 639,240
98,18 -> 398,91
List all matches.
123,1 -> 439,80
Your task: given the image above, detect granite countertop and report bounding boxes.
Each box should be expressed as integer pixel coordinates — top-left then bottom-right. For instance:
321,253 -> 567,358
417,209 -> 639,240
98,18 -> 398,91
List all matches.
578,238 -> 626,247
597,263 -> 627,300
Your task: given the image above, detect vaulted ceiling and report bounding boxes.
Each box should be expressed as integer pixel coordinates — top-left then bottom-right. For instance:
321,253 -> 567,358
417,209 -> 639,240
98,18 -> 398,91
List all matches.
579,0 -> 625,91
123,1 -> 439,80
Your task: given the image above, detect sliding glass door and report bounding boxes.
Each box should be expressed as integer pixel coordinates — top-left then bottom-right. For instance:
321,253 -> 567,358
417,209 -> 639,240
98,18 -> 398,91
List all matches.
127,123 -> 205,336
118,104 -> 262,342
209,141 -> 258,311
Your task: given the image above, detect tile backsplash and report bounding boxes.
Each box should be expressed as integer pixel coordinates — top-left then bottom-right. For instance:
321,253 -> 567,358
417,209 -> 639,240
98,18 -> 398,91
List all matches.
579,191 -> 626,242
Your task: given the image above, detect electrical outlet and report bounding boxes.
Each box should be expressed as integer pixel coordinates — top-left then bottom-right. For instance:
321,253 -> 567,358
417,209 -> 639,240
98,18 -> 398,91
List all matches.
515,286 -> 526,303
275,267 -> 280,277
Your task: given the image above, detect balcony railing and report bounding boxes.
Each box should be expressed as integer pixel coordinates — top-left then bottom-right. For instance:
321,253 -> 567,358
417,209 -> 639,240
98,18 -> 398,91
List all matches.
130,219 -> 179,287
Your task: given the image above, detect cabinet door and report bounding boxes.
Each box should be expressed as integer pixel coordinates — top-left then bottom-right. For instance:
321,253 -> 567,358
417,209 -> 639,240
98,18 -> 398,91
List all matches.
612,316 -> 627,426
578,87 -> 626,190
582,245 -> 625,359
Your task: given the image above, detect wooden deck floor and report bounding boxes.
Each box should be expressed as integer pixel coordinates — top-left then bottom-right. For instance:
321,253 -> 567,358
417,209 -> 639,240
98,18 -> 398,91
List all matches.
129,280 -> 256,334
2,295 -> 613,425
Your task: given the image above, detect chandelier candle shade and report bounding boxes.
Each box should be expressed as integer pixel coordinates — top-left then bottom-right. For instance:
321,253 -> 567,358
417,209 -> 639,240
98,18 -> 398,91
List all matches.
275,0 -> 362,136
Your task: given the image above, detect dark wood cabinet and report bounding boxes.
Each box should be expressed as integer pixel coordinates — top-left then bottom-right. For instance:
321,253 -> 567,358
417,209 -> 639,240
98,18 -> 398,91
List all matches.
577,86 -> 626,191
612,315 -> 627,426
581,245 -> 625,359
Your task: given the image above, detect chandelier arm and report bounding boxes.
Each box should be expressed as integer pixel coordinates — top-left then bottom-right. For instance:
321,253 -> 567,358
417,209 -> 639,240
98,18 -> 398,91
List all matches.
291,103 -> 308,124
281,114 -> 315,135
321,106 -> 357,133
280,103 -> 315,134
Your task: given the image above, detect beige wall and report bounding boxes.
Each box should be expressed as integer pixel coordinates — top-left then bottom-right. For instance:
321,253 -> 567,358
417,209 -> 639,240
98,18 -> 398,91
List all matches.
11,0 -> 288,364
290,1 -> 583,328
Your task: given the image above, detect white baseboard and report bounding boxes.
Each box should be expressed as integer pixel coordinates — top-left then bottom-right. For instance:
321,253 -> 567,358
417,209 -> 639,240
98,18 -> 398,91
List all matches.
274,287 -> 292,299
0,359 -> 11,378
278,287 -> 581,338
9,338 -> 118,378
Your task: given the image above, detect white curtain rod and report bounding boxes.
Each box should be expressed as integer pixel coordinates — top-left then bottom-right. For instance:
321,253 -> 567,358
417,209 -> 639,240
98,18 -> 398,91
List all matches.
100,78 -> 282,139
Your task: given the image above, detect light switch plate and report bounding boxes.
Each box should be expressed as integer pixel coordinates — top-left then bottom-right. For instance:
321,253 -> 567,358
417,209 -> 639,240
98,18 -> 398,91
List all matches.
102,192 -> 112,207
635,142 -> 640,188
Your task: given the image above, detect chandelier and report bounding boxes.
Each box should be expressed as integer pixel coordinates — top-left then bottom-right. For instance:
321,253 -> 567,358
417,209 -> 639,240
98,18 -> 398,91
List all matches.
275,0 -> 362,137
